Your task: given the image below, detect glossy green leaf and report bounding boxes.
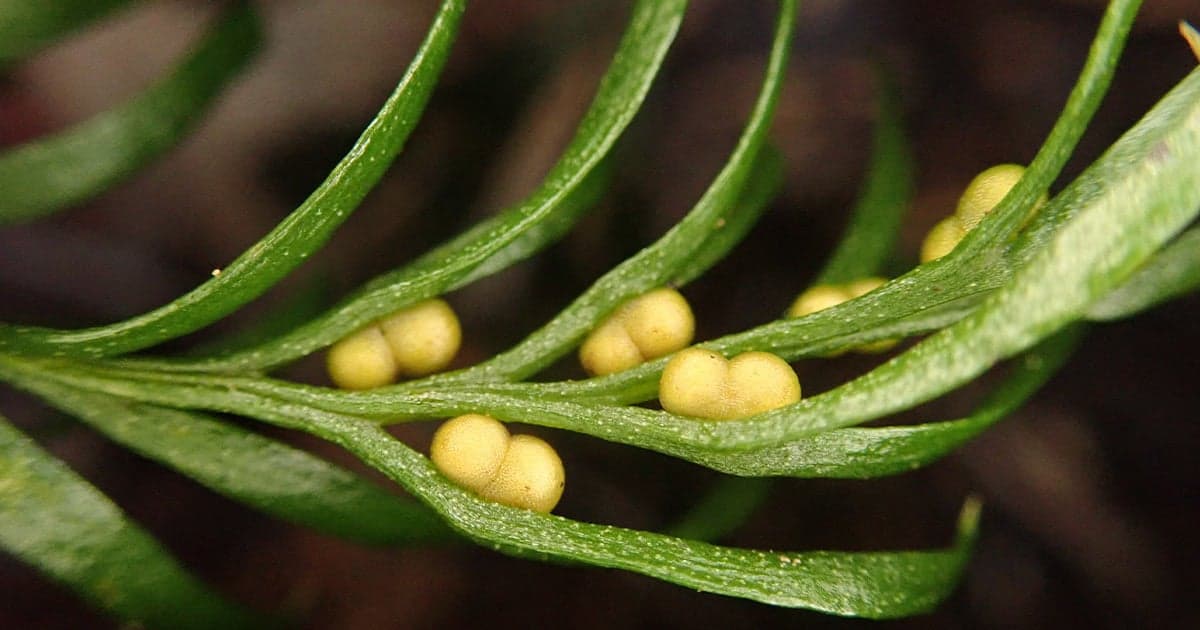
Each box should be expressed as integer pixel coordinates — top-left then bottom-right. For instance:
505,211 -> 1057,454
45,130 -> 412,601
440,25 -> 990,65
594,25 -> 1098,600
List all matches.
0,416 -> 263,629
0,0 -> 467,358
1085,226 -> 1200,320
815,64 -> 912,286
390,1 -> 793,388
420,138 -> 784,387
2,368 -> 453,546
956,0 -> 1142,257
699,63 -> 1200,450
129,0 -> 688,374
21,57 -> 1192,474
302,415 -> 981,618
0,2 -> 260,224
670,69 -> 910,539
0,0 -> 135,65
684,327 -> 1081,477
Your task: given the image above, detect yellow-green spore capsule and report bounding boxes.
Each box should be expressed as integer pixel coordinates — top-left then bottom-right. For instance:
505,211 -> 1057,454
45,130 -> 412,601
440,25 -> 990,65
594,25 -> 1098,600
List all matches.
579,287 -> 695,376
659,347 -> 800,421
919,216 -> 967,263
479,434 -> 565,514
787,284 -> 850,318
379,298 -> 462,377
430,414 -> 510,490
722,351 -> 803,418
326,326 -> 398,390
955,163 -> 1027,230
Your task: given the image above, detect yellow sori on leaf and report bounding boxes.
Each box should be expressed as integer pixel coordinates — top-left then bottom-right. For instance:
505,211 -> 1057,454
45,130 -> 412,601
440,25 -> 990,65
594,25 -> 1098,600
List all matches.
787,276 -> 897,353
430,414 -> 565,514
579,287 -> 695,376
327,298 -> 461,390
659,347 -> 800,421
919,163 -> 1047,262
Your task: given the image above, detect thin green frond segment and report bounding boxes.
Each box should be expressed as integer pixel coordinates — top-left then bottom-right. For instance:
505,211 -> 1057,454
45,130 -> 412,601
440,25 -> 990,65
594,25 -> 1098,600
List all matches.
145,0 -> 688,374
4,370 -> 453,545
0,353 -> 980,615
0,2 -> 261,224
0,416 -> 262,629
286,411 -> 980,618
690,327 -> 1080,477
816,65 -> 912,285
0,0 -> 467,357
709,64 -> 1200,448
957,0 -> 1142,257
0,0 -> 135,65
1086,227 -> 1200,320
409,1 -> 794,387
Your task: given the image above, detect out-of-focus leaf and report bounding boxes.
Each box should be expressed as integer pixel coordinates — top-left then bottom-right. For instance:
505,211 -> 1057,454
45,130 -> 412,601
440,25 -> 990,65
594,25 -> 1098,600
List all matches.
0,2 -> 260,223
0,0 -> 467,357
0,416 -> 263,629
2,369 -> 453,545
0,0 -> 136,65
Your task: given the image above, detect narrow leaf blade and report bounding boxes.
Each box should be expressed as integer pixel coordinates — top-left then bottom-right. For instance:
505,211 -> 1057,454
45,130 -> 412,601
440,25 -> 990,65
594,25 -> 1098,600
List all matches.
0,0 -> 467,357
0,416 -> 263,629
0,2 -> 261,223
4,370 -> 453,545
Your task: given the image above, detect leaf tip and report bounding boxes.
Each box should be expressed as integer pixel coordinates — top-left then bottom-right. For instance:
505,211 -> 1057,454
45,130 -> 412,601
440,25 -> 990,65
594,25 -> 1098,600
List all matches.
956,494 -> 984,544
1180,21 -> 1200,63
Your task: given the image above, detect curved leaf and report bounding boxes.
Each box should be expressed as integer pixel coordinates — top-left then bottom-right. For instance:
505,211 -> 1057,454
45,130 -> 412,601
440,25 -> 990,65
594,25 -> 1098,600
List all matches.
2,368 -> 453,546
685,327 -> 1080,477
314,417 -> 981,618
698,63 -> 1200,449
130,0 -> 689,374
0,416 -> 263,629
0,0 -> 135,65
0,0 -> 467,358
389,0 -> 794,389
0,2 -> 260,224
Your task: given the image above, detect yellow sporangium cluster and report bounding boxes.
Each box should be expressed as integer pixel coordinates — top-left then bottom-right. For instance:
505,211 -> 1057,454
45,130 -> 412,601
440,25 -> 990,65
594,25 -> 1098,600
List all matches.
788,277 -> 897,354
919,163 -> 1046,263
430,414 -> 565,514
326,298 -> 461,390
579,287 -> 695,376
658,348 -> 800,421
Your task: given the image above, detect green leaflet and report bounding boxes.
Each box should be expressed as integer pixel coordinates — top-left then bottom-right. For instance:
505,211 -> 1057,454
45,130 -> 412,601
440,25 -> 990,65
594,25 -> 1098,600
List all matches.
0,3 -> 260,224
955,0 -> 1142,258
414,142 -> 783,388
128,0 -> 689,374
299,416 -> 981,618
2,370 -> 454,546
16,52 -> 1192,469
702,63 -> 1200,449
814,64 -> 912,286
0,0 -> 467,358
0,0 -> 135,65
386,0 -> 792,389
0,359 -> 976,618
685,327 -> 1081,477
667,68 -> 911,540
0,416 -> 263,629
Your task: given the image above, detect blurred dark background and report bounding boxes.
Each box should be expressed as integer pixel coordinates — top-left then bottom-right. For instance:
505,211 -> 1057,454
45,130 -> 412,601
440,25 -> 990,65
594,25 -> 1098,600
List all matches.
1,0 -> 1198,627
